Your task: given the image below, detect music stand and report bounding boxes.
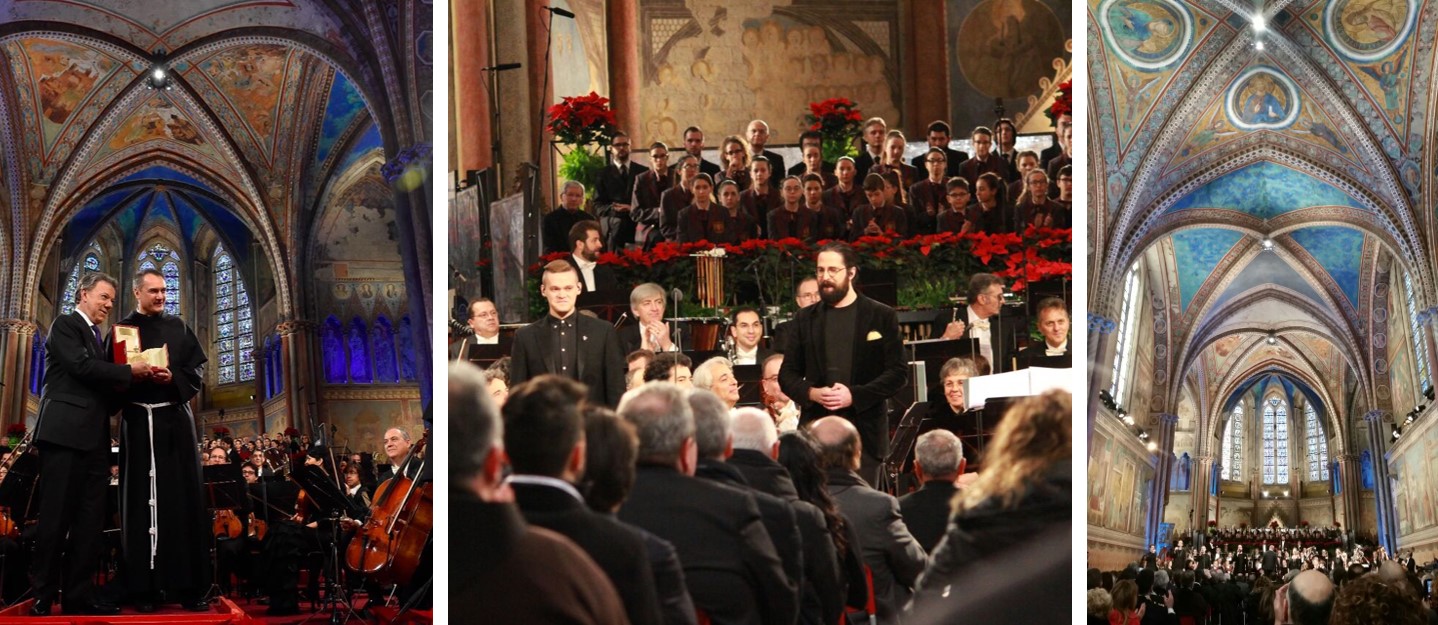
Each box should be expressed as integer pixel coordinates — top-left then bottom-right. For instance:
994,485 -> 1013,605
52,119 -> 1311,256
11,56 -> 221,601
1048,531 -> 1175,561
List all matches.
733,364 -> 762,405
293,464 -> 366,624
577,290 -> 629,323
202,463 -> 246,602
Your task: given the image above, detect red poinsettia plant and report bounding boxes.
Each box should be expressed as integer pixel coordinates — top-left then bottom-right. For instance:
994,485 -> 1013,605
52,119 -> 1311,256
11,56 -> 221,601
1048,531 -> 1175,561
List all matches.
213,426 -> 231,437
805,98 -> 864,163
546,92 -> 618,147
1046,79 -> 1072,125
284,427 -> 300,437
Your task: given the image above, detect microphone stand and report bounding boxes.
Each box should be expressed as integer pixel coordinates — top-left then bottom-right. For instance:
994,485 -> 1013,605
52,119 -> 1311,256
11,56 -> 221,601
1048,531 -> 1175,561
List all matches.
670,291 -> 684,353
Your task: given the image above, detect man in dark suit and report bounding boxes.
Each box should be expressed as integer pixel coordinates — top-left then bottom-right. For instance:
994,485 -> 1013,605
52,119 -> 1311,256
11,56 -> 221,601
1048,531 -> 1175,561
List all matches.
943,273 -> 1016,374
897,430 -> 966,552
682,126 -> 721,177
376,427 -> 420,485
560,220 -> 618,293
503,375 -> 663,625
853,117 -> 888,182
31,272 -> 148,616
812,417 -> 927,625
747,119 -> 786,186
957,127 -> 1011,193
593,131 -> 649,251
787,130 -> 836,178
688,391 -> 805,610
1045,123 -> 1072,199
617,383 -> 798,625
1039,113 -> 1071,170
510,260 -> 626,406
993,118 -> 1021,182
909,121 -> 967,179
618,282 -> 679,354
1016,297 -> 1071,368
542,180 -> 597,255
450,362 -> 628,624
631,142 -> 674,247
778,242 -> 908,484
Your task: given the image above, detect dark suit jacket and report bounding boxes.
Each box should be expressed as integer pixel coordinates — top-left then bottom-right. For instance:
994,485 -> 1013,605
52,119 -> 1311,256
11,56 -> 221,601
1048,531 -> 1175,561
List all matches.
778,294 -> 907,458
594,161 -> 650,249
898,480 -> 960,553
1045,153 -> 1071,198
512,481 -> 663,625
758,149 -> 786,183
695,460 -> 804,595
619,465 -> 798,625
1039,140 -> 1062,170
454,493 -> 628,624
1016,343 -> 1071,369
542,207 -> 596,256
509,313 -> 626,407
617,516 -> 699,625
696,156 -> 721,177
730,450 -> 845,625
656,185 -> 694,243
36,311 -> 131,452
825,468 -> 927,623
854,150 -> 883,182
632,168 -> 674,229
561,255 -> 618,294
958,156 -> 1012,193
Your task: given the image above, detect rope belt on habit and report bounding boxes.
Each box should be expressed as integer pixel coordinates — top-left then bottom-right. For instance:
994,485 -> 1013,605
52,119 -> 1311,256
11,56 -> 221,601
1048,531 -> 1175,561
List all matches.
131,401 -> 174,569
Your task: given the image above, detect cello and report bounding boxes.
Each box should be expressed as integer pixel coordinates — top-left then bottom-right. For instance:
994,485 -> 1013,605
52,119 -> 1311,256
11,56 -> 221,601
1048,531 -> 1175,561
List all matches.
344,431 -> 431,585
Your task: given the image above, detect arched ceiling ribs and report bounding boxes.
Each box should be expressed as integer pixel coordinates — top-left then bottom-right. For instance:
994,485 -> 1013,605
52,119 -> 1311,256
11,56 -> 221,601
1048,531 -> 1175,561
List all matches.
1207,360 -> 1345,456
1096,26 -> 1424,315
1132,207 -> 1411,273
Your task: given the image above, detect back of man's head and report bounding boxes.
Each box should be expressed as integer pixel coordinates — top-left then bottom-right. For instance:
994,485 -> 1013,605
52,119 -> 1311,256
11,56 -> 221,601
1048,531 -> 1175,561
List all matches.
809,416 -> 861,471
501,375 -> 587,478
687,389 -> 732,460
450,362 -> 502,493
618,382 -> 693,466
913,429 -> 963,481
1287,569 -> 1336,625
1137,568 -> 1155,595
1152,569 -> 1171,594
730,407 -> 778,455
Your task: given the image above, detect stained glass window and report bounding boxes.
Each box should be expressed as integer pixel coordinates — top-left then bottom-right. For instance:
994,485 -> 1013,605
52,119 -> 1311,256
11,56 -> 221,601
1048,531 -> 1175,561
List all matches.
59,251 -> 103,316
212,244 -> 254,384
322,317 -> 346,384
1262,397 -> 1289,484
398,315 -> 417,382
372,316 -> 398,383
348,317 -> 372,383
1225,405 -> 1248,482
1405,272 -> 1430,396
1110,262 -> 1142,407
1306,403 -> 1330,481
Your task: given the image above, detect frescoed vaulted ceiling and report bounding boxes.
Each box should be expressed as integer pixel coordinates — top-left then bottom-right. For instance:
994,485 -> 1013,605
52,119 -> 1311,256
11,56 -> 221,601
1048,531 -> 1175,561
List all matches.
1089,0 -> 1435,454
0,1 -> 433,323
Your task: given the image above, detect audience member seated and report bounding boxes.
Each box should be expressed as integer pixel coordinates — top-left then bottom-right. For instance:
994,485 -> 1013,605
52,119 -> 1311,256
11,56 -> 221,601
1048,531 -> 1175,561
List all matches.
448,362 -> 627,623
777,431 -> 869,619
563,220 -> 617,293
760,354 -> 800,431
769,276 -> 819,354
543,180 -> 598,255
627,349 -> 655,391
1329,575 -> 1424,625
898,430 -> 966,552
616,383 -> 798,625
501,375 -> 663,625
812,416 -> 927,624
1108,579 -> 1143,625
578,405 -> 698,625
620,283 -> 679,354
908,391 -> 1070,619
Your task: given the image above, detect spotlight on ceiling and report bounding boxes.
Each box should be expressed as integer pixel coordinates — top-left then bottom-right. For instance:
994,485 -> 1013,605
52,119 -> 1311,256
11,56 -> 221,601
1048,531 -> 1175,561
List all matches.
1266,333 -> 1278,345
1256,40 -> 1265,51
1261,237 -> 1275,250
1393,427 -> 1402,440
146,64 -> 173,90
1147,441 -> 1159,452
1254,14 -> 1267,33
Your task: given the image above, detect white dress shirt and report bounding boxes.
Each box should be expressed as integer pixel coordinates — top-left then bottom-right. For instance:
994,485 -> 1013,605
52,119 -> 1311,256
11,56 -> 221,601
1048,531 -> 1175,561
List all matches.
966,305 -> 994,366
572,253 -> 597,291
733,345 -> 760,366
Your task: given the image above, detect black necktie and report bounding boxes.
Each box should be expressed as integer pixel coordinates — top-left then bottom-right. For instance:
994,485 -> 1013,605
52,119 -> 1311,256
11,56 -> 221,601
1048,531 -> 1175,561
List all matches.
91,324 -> 102,351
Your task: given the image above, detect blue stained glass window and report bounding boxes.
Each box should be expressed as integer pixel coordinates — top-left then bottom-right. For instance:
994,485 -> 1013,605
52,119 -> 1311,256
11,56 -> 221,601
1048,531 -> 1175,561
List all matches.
239,334 -> 253,350
60,251 -> 103,316
398,316 -> 417,382
218,324 -> 233,339
219,339 -> 233,353
211,243 -> 253,383
238,307 -> 251,320
219,353 -> 235,366
239,319 -> 252,334
1222,403 -> 1243,480
218,312 -> 234,325
240,363 -> 254,381
217,283 -> 232,297
348,317 -> 372,383
1263,397 -> 1289,484
322,317 -> 346,384
239,349 -> 252,364
220,366 -> 235,384
372,316 -> 398,383
1306,404 -> 1330,481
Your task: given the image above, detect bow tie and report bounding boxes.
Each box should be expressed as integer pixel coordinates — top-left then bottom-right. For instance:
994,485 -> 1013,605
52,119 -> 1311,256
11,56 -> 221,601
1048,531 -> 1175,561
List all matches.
972,319 -> 990,332
1046,347 -> 1065,356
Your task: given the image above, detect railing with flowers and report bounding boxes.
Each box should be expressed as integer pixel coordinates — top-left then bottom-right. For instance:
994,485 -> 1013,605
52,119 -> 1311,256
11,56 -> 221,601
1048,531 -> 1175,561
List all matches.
525,227 -> 1071,319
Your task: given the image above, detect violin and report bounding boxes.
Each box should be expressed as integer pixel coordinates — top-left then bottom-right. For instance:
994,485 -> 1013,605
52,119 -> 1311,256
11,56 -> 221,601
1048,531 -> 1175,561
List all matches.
345,431 -> 431,585
213,509 -> 242,539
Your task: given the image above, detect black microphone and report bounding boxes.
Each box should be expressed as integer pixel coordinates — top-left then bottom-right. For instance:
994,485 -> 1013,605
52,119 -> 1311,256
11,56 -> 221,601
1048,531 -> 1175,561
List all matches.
542,6 -> 575,18
482,62 -> 522,72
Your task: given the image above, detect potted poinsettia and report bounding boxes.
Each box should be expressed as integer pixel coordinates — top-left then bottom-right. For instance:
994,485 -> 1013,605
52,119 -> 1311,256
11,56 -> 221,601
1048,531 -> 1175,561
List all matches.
805,98 -> 863,164
547,91 -> 619,200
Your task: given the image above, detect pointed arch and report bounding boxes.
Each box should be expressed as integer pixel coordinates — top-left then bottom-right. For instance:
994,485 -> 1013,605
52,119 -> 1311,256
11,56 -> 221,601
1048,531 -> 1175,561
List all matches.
347,316 -> 371,384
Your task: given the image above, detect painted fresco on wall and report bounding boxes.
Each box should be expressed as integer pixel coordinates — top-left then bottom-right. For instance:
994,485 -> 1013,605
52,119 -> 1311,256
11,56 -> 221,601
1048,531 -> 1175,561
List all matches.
949,0 -> 1070,134
1089,429 -> 1112,525
1133,470 -> 1152,535
551,0 -> 609,100
1393,419 -> 1438,536
322,397 -> 424,460
637,0 -> 901,146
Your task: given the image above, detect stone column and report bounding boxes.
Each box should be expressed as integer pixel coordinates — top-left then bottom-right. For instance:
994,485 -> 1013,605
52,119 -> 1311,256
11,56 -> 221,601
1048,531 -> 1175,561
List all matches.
1423,308 -> 1438,397
1148,413 -> 1179,547
902,0 -> 949,136
0,320 -> 37,427
606,0 -> 640,142
452,0 -> 493,174
1337,453 -> 1361,531
278,320 -> 318,436
1363,410 -> 1397,553
1192,454 -> 1213,537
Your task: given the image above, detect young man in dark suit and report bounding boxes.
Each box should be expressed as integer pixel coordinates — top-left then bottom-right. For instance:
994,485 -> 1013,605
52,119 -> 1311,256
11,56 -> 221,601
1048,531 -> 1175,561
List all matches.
593,131 -> 649,251
778,242 -> 908,484
31,272 -> 150,616
561,220 -> 617,293
509,260 -> 626,406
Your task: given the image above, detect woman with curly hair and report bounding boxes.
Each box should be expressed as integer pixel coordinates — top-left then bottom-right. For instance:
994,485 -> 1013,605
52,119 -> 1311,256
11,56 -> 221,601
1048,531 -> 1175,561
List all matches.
1330,575 -> 1427,625
906,390 -> 1071,617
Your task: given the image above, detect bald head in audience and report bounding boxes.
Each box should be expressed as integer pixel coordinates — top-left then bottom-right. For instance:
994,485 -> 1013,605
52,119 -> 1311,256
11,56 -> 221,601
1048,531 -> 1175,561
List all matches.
810,416 -> 861,471
730,407 -> 779,458
1275,569 -> 1335,625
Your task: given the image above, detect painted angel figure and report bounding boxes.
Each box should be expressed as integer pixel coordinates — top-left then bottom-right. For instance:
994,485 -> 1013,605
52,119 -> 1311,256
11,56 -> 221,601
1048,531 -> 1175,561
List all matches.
1358,48 -> 1407,116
